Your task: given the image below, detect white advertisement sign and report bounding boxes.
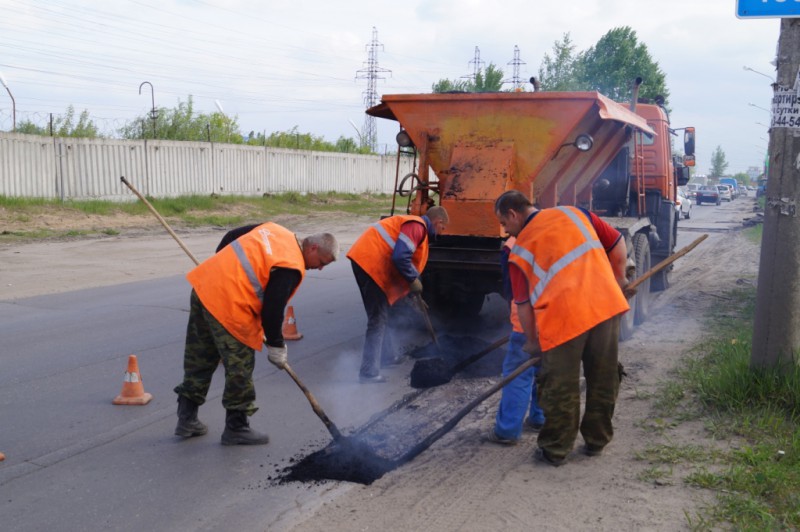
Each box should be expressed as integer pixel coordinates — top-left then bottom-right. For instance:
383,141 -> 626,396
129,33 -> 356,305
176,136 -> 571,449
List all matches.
772,87 -> 800,128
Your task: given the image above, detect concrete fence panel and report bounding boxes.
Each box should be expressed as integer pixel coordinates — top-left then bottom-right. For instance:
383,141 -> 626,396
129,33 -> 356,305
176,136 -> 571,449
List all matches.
0,132 -> 414,200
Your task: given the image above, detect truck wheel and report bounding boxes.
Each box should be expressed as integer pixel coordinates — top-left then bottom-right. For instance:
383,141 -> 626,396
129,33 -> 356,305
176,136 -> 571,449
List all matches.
632,233 -> 651,326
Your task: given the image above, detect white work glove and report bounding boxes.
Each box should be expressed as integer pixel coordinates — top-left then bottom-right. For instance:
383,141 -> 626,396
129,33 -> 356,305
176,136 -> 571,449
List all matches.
267,344 -> 288,369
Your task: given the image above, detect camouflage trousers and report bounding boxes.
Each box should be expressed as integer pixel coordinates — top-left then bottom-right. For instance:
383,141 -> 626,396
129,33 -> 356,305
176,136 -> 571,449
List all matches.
173,290 -> 258,415
536,315 -> 621,459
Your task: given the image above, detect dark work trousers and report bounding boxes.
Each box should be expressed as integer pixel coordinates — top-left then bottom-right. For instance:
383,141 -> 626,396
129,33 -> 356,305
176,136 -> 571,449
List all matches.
174,290 -> 258,416
351,260 -> 395,378
536,314 -> 621,460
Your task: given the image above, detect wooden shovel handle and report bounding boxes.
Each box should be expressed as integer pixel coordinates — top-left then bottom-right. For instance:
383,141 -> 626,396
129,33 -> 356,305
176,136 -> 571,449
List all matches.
452,335 -> 510,373
282,362 -> 344,442
628,234 -> 708,291
120,176 -> 201,266
396,355 -> 540,466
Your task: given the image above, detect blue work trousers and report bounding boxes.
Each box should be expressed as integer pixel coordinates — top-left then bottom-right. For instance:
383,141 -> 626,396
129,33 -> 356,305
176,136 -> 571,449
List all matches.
494,331 -> 545,440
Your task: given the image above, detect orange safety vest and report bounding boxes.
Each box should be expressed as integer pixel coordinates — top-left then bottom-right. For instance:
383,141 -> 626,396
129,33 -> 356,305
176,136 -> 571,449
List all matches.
187,223 -> 306,350
508,206 -> 629,351
347,215 -> 429,305
503,237 -> 525,334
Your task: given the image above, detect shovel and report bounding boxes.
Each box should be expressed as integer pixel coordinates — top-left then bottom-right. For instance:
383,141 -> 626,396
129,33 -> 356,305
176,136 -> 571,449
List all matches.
409,335 -> 510,389
121,175 -> 348,445
410,293 -> 438,347
397,354 -> 541,466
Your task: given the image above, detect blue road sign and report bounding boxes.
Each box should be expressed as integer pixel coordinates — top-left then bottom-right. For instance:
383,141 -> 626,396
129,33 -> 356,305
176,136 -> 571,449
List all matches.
737,0 -> 800,18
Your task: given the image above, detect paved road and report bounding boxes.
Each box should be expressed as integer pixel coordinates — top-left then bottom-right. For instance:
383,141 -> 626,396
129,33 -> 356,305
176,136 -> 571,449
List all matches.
0,258 -> 452,530
0,197 -> 758,530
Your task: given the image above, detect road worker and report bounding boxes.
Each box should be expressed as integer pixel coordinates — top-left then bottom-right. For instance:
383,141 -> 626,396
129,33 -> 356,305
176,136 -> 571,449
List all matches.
487,236 -> 546,445
347,206 -> 449,383
493,190 -> 633,465
173,223 -> 339,445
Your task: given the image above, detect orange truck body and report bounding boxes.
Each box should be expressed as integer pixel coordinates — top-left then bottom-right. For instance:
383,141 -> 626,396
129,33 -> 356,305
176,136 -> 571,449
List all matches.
368,89 -> 693,330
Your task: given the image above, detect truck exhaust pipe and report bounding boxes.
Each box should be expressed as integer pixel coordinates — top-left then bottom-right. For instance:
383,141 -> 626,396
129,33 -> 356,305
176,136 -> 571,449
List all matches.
529,76 -> 541,92
630,77 -> 642,112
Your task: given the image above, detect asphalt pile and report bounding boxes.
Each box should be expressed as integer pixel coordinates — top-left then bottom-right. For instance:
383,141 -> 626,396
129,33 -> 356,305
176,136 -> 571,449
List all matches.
281,437 -> 396,485
280,335 -> 500,486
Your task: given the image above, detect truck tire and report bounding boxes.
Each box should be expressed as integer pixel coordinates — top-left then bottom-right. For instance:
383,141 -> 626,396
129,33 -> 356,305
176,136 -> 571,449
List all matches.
632,233 -> 651,326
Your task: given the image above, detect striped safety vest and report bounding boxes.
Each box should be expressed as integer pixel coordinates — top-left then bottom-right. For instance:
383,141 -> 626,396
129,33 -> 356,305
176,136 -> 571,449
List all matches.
347,215 -> 429,305
187,223 -> 306,350
508,207 -> 629,351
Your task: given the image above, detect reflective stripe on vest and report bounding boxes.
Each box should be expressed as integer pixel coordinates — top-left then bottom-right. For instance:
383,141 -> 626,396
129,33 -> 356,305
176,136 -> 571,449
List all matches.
346,215 -> 428,305
231,240 -> 265,303
507,206 -> 629,351
187,223 -> 305,350
372,221 -> 419,253
511,207 -> 602,305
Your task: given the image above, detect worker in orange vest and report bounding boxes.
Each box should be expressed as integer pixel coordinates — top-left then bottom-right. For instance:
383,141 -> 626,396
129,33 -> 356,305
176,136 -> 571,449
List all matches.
347,206 -> 449,383
174,223 -> 339,445
494,190 -> 634,466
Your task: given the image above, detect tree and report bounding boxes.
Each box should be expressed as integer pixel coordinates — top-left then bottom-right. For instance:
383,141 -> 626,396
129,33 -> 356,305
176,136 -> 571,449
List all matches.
257,126 -> 371,154
709,146 -> 729,178
431,78 -> 471,93
537,27 -> 669,104
732,171 -> 750,186
538,33 -> 579,91
15,105 -> 100,138
474,63 -> 505,92
432,63 -> 505,93
118,95 -> 241,143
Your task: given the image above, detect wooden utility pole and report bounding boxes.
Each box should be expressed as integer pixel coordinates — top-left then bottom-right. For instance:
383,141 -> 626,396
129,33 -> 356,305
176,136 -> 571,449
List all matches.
751,18 -> 800,369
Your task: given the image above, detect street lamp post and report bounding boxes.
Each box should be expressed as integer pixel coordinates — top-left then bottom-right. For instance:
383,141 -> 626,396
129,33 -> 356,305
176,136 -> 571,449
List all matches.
138,81 -> 157,138
347,119 -> 366,149
743,65 -> 776,83
0,71 -> 16,132
748,102 -> 772,115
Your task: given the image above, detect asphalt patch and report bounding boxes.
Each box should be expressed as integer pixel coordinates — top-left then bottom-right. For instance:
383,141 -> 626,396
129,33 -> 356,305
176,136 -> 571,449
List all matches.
280,437 -> 396,485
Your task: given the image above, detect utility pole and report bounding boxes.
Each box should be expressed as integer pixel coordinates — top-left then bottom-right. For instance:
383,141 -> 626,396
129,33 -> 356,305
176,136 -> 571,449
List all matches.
462,46 -> 484,84
355,27 -> 390,153
505,45 -> 526,91
751,18 -> 800,369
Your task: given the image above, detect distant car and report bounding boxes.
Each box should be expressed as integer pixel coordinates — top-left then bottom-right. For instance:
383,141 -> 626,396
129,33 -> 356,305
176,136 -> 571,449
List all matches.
717,185 -> 733,202
719,178 -> 739,199
696,185 -> 721,206
686,183 -> 701,197
738,186 -> 748,197
675,188 -> 692,219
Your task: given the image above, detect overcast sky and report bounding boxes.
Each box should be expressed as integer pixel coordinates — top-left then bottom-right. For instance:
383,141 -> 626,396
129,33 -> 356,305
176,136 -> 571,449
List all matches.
0,0 -> 782,175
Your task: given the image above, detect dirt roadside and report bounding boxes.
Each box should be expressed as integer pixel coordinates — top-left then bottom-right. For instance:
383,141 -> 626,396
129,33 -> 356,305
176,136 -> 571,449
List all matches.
284,203 -> 761,531
0,201 -> 761,530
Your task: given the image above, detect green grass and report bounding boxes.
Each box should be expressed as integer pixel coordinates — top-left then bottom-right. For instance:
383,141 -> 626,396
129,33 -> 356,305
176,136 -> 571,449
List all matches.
0,192 -> 394,241
644,283 -> 800,530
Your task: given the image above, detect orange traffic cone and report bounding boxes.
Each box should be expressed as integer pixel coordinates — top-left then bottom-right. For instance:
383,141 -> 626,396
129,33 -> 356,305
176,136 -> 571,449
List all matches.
282,305 -> 303,341
112,354 -> 153,405
0,451 -> 5,461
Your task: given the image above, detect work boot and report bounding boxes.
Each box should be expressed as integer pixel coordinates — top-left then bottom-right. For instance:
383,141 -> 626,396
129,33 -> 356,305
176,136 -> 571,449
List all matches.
174,396 -> 208,438
220,410 -> 270,446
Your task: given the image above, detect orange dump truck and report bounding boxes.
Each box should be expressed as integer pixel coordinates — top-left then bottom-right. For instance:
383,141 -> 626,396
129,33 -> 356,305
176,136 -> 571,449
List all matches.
367,84 -> 695,337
